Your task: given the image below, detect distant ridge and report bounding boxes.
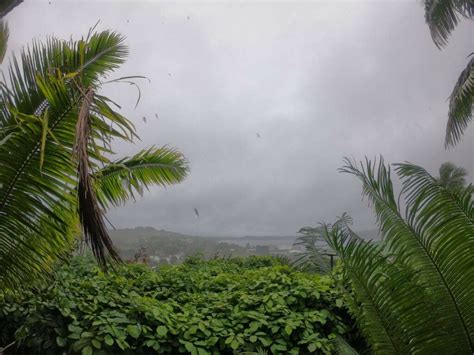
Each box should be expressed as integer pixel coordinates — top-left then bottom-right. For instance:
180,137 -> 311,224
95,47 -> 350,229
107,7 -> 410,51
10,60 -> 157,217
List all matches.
109,226 -> 380,241
108,227 -> 250,261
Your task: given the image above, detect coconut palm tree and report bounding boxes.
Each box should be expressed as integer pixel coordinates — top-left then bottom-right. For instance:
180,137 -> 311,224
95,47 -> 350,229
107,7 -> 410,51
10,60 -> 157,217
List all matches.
423,0 -> 474,147
0,29 -> 189,289
437,161 -> 469,193
303,157 -> 474,353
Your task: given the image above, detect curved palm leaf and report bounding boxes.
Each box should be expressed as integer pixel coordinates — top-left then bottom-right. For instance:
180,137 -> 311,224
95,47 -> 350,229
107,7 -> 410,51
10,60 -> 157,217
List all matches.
331,334 -> 359,355
424,0 -> 474,49
0,202 -> 79,289
339,157 -> 474,352
0,20 -> 8,63
395,162 -> 474,342
445,56 -> 474,147
324,220 -> 446,354
94,146 -> 189,209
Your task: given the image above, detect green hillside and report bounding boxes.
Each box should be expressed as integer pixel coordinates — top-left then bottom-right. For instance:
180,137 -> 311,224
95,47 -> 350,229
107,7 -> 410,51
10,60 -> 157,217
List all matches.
110,228 -> 250,263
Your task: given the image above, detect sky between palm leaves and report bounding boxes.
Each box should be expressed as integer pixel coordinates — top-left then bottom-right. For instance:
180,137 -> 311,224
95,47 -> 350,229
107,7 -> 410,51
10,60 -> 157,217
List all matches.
3,0 -> 472,237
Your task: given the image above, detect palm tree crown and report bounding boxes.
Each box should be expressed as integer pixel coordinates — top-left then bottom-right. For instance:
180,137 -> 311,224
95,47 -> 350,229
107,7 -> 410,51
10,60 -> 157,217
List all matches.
437,161 -> 468,193
0,30 -> 189,289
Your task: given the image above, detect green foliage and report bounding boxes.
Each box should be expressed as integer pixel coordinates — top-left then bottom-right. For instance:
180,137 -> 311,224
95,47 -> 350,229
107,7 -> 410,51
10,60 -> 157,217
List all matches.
423,0 -> 474,147
0,256 -> 359,354
445,56 -> 473,147
317,157 -> 474,354
437,161 -> 469,192
293,224 -> 341,273
95,146 -> 188,209
0,30 -> 188,288
423,0 -> 473,49
0,20 -> 8,63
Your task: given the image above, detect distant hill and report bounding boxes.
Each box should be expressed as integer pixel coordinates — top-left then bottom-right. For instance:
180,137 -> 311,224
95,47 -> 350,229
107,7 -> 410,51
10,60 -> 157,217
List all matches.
109,227 -> 381,264
110,227 -> 197,246
109,227 -> 249,262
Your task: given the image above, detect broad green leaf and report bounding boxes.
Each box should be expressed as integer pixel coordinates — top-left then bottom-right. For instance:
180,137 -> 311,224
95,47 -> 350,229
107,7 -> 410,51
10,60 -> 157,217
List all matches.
56,336 -> 67,347
156,325 -> 168,337
104,334 -> 114,346
126,324 -> 141,339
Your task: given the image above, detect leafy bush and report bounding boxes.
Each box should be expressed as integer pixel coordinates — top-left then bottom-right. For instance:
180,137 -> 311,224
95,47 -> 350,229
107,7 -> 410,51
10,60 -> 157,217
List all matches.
0,256 -> 358,354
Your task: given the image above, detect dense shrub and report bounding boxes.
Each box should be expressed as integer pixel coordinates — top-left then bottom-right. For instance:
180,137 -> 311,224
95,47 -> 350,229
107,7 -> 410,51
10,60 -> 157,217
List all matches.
0,256 -> 358,354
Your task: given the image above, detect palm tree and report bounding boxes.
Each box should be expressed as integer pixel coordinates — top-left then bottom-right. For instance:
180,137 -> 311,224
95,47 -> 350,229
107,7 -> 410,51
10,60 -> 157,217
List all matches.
0,30 -> 189,289
292,225 -> 330,273
293,213 -> 356,273
304,158 -> 474,353
437,161 -> 468,192
423,0 -> 474,147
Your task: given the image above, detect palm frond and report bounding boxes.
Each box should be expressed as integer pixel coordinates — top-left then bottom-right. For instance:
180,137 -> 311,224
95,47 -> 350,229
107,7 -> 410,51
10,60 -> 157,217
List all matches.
395,162 -> 474,343
340,157 -> 474,351
94,146 -> 189,209
424,0 -> 474,48
445,57 -> 474,147
0,201 -> 78,290
331,334 -> 360,355
1,30 -> 128,122
0,30 -> 135,286
324,221 -> 445,354
0,20 -> 8,63
292,225 -> 330,273
75,88 -> 119,266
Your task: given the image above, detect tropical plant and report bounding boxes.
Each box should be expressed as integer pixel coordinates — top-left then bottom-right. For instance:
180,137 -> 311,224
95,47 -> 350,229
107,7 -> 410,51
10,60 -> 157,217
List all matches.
445,55 -> 473,147
0,0 -> 23,63
0,29 -> 188,289
0,20 -> 8,63
436,161 -> 469,192
292,226 -> 330,273
311,157 -> 474,354
0,256 -> 361,354
423,0 -> 474,147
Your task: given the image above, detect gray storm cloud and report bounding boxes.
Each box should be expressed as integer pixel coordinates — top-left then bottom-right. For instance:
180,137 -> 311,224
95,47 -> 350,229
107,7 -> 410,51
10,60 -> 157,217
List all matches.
5,1 -> 473,236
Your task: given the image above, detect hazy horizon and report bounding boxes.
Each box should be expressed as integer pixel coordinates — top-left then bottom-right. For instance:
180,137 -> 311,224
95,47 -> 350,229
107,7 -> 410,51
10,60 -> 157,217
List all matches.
110,225 -> 380,240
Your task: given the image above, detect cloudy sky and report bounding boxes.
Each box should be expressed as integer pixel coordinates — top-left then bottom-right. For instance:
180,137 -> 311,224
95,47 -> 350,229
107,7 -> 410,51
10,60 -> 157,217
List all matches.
5,0 -> 473,236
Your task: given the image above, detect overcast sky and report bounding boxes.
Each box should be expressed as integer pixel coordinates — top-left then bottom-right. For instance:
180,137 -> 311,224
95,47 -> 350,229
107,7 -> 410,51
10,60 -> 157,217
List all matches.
5,0 -> 473,236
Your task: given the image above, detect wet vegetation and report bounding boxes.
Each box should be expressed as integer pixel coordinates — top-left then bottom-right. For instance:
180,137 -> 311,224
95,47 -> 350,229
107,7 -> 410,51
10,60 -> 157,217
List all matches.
0,256 -> 363,354
0,1 -> 473,354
